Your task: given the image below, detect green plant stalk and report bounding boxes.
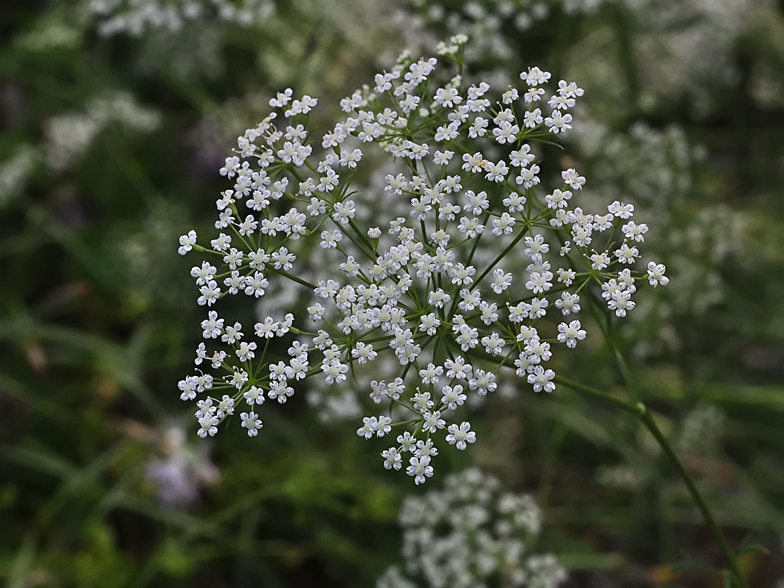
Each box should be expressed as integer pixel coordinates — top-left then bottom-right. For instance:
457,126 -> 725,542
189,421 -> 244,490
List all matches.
637,410 -> 747,587
553,375 -> 640,414
557,281 -> 749,585
554,375 -> 748,587
606,313 -> 746,587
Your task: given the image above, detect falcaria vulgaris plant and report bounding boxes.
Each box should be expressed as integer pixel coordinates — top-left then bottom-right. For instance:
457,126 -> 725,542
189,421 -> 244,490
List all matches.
177,37 -> 746,587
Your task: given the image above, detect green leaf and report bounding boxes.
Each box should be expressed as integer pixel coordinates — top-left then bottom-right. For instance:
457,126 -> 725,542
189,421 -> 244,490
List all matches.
737,543 -> 769,556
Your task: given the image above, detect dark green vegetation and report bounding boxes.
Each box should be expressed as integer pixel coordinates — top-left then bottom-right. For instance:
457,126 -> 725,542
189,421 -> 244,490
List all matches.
2,0 -> 784,586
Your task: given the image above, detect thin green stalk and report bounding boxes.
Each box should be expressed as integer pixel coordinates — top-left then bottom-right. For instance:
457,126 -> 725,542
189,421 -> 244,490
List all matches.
267,267 -> 316,290
637,410 -> 747,587
554,377 -> 747,587
553,375 -> 641,414
592,302 -> 746,586
469,224 -> 531,292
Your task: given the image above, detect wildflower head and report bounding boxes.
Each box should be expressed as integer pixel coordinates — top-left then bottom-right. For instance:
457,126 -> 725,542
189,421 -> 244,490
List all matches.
177,43 -> 667,483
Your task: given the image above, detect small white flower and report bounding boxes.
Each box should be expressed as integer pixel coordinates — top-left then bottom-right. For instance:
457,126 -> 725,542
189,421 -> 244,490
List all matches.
446,422 -> 476,450
440,385 -> 466,410
544,111 -> 572,134
382,447 -> 403,470
240,412 -> 263,437
557,320 -> 587,348
178,230 -> 197,255
608,200 -> 635,219
527,366 -> 556,393
406,455 -> 433,485
555,292 -> 581,315
647,262 -> 669,287
491,269 -> 513,294
562,168 -> 586,189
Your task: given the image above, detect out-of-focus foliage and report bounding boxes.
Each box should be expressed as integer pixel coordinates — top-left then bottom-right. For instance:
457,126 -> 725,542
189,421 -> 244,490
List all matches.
2,0 -> 784,586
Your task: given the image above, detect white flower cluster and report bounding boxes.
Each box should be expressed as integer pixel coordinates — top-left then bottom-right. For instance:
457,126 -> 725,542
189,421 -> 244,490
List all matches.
377,468 -> 567,588
395,0 -> 610,68
624,0 -> 751,112
177,42 -> 667,483
0,91 -> 161,208
0,145 -> 38,208
90,0 -> 275,36
44,91 -> 161,172
395,0 -> 760,120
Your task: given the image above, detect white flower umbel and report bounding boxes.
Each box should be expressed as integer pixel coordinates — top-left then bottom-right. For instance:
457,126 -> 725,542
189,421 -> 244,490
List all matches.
90,0 -> 276,36
44,91 -> 161,172
377,468 -> 567,588
177,41 -> 667,483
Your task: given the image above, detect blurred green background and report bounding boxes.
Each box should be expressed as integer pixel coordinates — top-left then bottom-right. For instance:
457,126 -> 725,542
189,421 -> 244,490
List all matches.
2,0 -> 784,586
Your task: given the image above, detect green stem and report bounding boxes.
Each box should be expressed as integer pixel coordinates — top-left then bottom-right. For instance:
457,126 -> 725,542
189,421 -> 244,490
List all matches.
470,224 -> 530,292
554,376 -> 747,587
553,375 -> 641,414
591,299 -> 746,585
637,410 -> 747,587
267,267 -> 316,290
